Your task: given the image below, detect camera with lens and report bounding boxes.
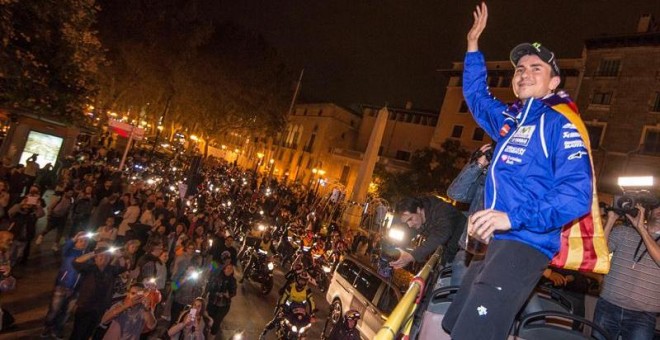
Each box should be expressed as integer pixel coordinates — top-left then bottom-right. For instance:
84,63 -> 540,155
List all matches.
606,176 -> 659,219
610,190 -> 659,218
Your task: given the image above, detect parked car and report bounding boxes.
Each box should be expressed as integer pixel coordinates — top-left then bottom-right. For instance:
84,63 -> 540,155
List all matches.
325,255 -> 402,339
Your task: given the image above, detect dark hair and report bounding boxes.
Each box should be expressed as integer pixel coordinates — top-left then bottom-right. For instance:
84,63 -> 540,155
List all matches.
396,197 -> 423,214
129,282 -> 145,290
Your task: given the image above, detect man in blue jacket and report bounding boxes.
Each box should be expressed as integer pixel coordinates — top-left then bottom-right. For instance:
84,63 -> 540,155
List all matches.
40,232 -> 89,339
442,3 -> 593,339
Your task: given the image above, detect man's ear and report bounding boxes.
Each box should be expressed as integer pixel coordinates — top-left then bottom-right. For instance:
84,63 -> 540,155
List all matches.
550,76 -> 561,91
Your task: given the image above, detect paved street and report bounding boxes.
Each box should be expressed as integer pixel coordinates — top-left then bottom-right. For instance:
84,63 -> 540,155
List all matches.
0,217 -> 330,340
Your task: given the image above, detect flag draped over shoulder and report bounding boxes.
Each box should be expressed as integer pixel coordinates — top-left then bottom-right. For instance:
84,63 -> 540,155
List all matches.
542,91 -> 610,274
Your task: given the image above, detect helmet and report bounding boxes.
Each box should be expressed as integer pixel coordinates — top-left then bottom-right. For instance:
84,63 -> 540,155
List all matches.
345,309 -> 361,321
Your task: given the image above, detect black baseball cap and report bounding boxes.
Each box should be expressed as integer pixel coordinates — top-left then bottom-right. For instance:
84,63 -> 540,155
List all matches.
510,42 -> 560,76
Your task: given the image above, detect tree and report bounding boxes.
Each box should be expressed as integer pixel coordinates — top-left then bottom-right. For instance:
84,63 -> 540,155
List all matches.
0,0 -> 104,121
95,0 -> 291,149
373,139 -> 470,203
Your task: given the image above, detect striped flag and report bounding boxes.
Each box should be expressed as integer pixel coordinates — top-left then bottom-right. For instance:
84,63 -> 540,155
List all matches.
544,91 -> 610,274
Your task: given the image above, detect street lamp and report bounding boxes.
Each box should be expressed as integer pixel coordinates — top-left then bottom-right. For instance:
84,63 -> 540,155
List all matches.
255,152 -> 264,172
313,168 -> 325,196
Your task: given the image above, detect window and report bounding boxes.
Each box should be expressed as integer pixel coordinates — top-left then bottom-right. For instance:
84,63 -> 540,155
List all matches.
429,117 -> 438,126
397,113 -> 405,122
451,125 -> 464,139
354,269 -> 381,302
306,134 -> 316,152
377,287 -> 399,315
395,150 -> 411,162
412,115 -> 420,124
459,101 -> 469,113
592,91 -> 612,105
336,260 -> 360,285
596,59 -> 621,77
586,124 -> 605,150
472,127 -> 485,141
642,128 -> 660,155
651,92 -> 660,112
405,114 -> 413,123
340,165 -> 350,185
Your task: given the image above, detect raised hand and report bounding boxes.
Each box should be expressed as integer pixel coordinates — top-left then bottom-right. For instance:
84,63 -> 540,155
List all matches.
467,2 -> 488,52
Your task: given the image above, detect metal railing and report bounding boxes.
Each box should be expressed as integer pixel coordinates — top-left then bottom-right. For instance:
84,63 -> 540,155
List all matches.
374,247 -> 443,340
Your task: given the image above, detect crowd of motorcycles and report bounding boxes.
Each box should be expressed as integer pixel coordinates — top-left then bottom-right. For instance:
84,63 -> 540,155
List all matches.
172,164 -> 351,339
232,207 -> 344,296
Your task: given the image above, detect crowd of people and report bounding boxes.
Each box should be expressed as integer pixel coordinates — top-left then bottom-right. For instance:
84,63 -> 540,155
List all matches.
0,141 -> 367,339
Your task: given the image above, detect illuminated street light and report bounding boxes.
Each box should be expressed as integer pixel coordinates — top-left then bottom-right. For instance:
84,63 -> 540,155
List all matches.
255,152 -> 265,172
190,135 -> 199,142
618,176 -> 653,188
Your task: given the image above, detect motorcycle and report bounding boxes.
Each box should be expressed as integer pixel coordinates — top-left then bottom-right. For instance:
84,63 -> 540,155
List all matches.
309,254 -> 332,292
239,247 -> 275,295
276,301 -> 313,340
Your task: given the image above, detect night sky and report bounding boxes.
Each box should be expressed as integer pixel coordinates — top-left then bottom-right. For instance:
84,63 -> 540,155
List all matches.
213,1 -> 660,111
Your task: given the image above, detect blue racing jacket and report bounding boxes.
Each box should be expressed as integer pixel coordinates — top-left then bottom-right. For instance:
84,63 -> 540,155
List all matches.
462,51 -> 592,259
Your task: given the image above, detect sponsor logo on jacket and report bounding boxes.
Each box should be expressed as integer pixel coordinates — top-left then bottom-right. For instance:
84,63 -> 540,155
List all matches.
509,125 -> 536,146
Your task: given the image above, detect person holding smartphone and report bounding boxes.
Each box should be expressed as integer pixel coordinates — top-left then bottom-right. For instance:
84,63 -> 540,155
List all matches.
100,283 -> 157,340
167,297 -> 210,339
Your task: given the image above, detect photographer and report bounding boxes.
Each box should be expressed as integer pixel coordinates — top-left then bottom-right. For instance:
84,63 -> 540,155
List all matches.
445,143 -> 492,285
6,196 -> 45,266
593,204 -> 660,340
389,196 -> 466,269
101,283 -> 157,339
70,244 -> 127,339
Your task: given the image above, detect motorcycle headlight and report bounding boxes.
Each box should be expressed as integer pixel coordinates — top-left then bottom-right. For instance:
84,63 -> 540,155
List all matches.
291,325 -> 298,333
322,265 -> 332,273
267,262 -> 274,271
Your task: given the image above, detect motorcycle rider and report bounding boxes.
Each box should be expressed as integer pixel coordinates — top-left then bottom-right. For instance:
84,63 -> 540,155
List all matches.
326,309 -> 361,340
279,262 -> 305,295
239,231 -> 277,283
259,272 -> 316,339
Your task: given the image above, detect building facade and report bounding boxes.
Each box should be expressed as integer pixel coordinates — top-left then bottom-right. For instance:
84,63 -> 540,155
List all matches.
576,16 -> 660,194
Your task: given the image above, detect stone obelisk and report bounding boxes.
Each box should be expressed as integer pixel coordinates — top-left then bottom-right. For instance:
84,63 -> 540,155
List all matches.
343,106 -> 389,228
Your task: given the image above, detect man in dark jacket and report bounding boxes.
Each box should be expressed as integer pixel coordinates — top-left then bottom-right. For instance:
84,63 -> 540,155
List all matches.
40,232 -> 89,339
206,263 -> 237,336
135,240 -> 164,283
7,198 -> 45,266
69,245 -> 126,339
390,195 -> 466,269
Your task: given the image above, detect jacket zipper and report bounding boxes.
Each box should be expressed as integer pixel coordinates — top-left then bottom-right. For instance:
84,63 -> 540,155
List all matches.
488,97 -> 534,210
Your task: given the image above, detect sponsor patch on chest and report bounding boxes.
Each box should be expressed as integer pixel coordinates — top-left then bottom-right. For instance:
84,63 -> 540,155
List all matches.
508,125 -> 536,146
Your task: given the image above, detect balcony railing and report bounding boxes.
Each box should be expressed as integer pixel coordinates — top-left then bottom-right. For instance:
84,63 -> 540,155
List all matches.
374,247 -> 443,340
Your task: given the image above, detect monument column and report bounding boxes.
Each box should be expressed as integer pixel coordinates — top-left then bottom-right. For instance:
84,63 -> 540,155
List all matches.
343,107 -> 389,229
